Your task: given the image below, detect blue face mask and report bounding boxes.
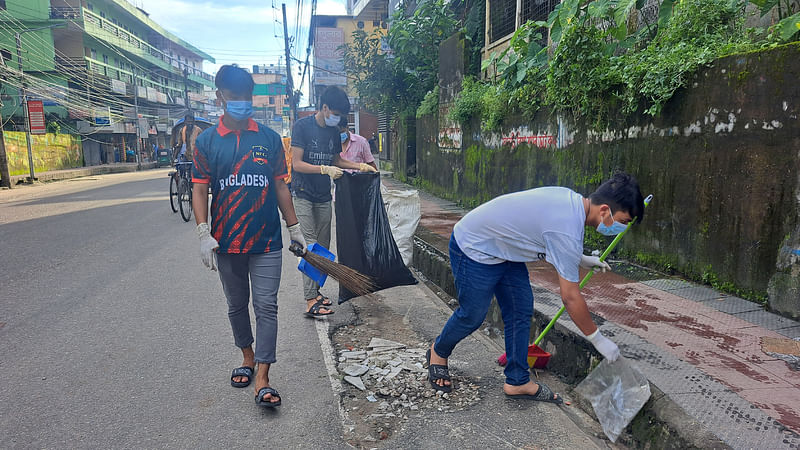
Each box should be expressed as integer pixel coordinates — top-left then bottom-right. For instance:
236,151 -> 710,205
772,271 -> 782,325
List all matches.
596,208 -> 628,236
340,132 -> 349,143
221,94 -> 253,120
226,100 -> 253,120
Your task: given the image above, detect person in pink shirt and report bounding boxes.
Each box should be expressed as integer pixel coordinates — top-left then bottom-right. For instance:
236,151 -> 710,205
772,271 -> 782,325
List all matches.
339,119 -> 377,172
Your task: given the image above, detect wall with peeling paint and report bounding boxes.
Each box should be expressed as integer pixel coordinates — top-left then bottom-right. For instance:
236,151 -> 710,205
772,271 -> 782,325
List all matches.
410,42 -> 800,318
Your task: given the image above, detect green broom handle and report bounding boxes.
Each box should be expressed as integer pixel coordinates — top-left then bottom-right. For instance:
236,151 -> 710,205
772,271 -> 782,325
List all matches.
533,194 -> 653,346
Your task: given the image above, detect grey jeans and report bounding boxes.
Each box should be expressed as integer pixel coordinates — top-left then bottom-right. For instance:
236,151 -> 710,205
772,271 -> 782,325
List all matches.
217,251 -> 282,364
293,196 -> 332,300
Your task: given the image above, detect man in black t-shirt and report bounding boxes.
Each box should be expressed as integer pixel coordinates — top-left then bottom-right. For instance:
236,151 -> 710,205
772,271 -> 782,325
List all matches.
291,86 -> 378,317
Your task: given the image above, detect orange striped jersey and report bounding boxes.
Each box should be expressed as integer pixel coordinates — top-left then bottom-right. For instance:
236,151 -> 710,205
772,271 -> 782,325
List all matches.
192,116 -> 289,254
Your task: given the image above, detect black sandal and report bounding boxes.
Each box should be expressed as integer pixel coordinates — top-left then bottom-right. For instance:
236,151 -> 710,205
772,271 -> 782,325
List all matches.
504,382 -> 563,404
230,366 -> 254,388
255,387 -> 282,408
316,294 -> 332,307
305,299 -> 334,318
426,348 -> 453,393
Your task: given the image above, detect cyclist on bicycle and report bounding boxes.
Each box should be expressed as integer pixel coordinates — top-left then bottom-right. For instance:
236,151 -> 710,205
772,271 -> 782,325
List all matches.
173,113 -> 201,178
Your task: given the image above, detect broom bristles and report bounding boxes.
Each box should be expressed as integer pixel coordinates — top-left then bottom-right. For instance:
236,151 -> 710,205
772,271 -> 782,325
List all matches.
302,251 -> 378,297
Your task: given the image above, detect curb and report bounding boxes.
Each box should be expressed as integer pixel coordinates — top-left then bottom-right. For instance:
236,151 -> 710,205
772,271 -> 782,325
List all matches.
411,227 -> 729,449
9,163 -> 159,184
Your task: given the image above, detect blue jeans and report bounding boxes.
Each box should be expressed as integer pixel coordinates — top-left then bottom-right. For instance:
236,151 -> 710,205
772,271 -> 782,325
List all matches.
434,235 -> 534,386
217,252 -> 282,364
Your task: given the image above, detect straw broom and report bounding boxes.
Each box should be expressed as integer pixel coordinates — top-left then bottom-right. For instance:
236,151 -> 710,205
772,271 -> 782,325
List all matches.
289,243 -> 378,297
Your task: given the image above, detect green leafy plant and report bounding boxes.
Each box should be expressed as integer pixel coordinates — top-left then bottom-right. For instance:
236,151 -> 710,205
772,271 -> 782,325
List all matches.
482,21 -> 549,89
46,121 -> 61,135
614,0 -> 755,116
448,77 -> 488,125
545,23 -> 617,126
750,0 -> 800,42
416,86 -> 440,118
480,84 -> 511,131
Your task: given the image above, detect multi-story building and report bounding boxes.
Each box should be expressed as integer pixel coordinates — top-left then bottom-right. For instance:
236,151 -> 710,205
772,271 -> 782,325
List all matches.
0,0 -> 215,166
252,64 -> 289,136
311,12 -> 383,143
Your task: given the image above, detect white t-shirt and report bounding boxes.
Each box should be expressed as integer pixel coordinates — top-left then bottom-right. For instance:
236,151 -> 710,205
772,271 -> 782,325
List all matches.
453,187 -> 586,282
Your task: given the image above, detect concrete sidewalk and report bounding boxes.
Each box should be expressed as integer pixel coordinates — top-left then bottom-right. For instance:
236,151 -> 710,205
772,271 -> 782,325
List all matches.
383,175 -> 800,449
325,280 -> 613,448
7,162 -> 158,185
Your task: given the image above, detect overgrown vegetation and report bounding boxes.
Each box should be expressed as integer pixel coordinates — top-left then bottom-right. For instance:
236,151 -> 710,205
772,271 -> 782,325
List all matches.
446,78 -> 511,131
340,0 -> 459,115
416,86 -> 440,118
448,0 -> 800,132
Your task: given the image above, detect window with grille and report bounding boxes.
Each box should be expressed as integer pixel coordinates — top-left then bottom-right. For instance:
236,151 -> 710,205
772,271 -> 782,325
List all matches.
521,0 -> 556,45
639,0 -> 661,29
489,0 -> 517,43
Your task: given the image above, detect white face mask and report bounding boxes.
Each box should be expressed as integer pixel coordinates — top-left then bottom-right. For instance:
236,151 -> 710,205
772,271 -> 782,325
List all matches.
324,112 -> 340,127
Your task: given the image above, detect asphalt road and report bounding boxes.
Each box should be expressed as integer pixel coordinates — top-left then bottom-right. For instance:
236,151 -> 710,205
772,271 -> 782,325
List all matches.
0,170 -> 347,448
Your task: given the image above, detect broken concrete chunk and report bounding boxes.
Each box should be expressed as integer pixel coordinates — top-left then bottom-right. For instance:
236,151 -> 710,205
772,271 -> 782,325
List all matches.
401,362 -> 426,373
344,376 -> 366,391
385,366 -> 403,380
343,364 -> 370,377
341,350 -> 367,359
368,338 -> 406,351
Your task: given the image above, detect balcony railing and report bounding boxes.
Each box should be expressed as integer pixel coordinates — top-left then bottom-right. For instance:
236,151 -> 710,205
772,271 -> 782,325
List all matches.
50,6 -> 81,20
82,8 -> 214,84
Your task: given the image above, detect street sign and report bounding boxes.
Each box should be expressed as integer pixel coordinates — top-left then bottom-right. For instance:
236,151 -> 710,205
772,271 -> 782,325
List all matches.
27,100 -> 46,134
93,107 -> 111,125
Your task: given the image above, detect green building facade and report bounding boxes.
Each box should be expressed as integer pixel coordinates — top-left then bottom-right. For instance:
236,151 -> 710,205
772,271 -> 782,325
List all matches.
0,0 -> 216,171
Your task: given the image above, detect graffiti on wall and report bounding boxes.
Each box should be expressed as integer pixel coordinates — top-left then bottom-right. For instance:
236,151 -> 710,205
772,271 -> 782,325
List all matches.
500,133 -> 555,148
5,132 -> 82,176
481,117 -> 575,150
437,103 -> 462,150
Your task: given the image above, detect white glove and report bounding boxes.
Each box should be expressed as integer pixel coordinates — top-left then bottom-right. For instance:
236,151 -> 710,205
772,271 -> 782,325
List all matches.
320,165 -> 343,179
580,255 -> 611,273
359,163 -> 378,173
586,329 -> 620,362
196,223 -> 219,271
287,222 -> 307,250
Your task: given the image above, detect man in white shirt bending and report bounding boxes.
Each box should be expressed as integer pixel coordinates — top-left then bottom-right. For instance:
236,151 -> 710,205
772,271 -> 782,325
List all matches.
426,173 -> 645,404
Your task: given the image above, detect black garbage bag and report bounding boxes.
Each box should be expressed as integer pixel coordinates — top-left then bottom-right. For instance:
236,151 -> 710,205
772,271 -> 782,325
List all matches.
335,172 -> 417,303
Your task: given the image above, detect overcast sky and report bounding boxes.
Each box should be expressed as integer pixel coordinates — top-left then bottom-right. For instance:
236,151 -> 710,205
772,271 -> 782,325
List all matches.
130,0 -> 347,104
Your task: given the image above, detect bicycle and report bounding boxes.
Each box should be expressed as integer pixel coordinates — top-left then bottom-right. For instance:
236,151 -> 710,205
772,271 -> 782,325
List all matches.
168,161 -> 193,222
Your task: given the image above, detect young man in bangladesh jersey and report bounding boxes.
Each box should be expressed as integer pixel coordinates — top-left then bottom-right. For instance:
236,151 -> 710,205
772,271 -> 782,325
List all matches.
191,65 -> 306,409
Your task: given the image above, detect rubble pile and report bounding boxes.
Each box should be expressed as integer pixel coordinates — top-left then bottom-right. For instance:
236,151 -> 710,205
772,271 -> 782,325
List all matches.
337,338 -> 481,414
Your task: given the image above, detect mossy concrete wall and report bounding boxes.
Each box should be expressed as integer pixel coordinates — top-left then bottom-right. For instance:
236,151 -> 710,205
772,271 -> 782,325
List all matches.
411,43 -> 800,318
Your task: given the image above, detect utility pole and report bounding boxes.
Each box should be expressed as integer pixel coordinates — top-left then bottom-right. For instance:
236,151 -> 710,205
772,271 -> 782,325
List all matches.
15,32 -> 36,182
282,3 -> 297,125
13,24 -> 65,182
132,68 -> 142,170
183,67 -> 191,117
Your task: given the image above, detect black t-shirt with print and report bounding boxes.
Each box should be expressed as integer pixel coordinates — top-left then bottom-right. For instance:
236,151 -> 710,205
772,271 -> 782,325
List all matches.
290,115 -> 340,203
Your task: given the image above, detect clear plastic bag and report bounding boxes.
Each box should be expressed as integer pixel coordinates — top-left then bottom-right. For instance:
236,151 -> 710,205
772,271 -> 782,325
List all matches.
575,358 -> 651,442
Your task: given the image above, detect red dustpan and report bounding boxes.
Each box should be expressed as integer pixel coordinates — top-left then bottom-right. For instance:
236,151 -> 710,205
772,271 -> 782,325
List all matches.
497,344 -> 550,369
